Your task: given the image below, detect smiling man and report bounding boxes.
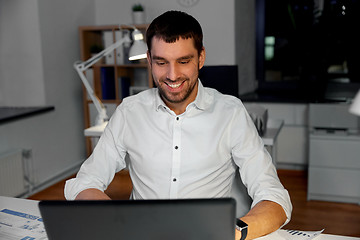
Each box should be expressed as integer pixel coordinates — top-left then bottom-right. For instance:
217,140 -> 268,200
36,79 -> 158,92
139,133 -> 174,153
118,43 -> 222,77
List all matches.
65,11 -> 292,240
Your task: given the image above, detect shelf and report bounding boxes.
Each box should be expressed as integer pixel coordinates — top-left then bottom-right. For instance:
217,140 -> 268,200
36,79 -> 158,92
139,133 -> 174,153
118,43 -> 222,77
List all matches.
78,24 -> 151,156
91,63 -> 148,68
86,99 -> 122,104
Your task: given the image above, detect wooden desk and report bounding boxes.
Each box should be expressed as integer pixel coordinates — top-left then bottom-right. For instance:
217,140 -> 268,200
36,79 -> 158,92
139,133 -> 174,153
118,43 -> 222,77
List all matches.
0,196 -> 358,240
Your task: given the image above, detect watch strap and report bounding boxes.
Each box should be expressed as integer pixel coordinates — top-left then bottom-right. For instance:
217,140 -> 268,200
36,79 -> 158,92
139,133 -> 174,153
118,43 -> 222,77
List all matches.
236,219 -> 248,240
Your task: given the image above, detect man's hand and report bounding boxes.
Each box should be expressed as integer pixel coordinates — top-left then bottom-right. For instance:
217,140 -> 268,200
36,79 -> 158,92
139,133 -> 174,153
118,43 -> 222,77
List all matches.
236,200 -> 287,239
75,188 -> 111,200
235,228 -> 242,240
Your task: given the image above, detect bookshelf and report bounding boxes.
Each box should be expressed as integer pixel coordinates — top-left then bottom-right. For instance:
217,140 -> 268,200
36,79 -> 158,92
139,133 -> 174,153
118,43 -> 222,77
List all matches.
77,24 -> 152,156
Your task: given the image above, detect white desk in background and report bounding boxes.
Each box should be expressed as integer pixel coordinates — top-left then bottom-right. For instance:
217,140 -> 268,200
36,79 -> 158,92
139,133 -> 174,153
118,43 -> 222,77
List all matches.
0,196 -> 358,240
84,119 -> 284,164
262,119 -> 284,165
84,121 -> 108,137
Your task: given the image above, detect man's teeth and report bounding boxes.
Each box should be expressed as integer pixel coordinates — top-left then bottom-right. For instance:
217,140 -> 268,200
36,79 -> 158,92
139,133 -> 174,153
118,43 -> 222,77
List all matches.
168,82 -> 182,88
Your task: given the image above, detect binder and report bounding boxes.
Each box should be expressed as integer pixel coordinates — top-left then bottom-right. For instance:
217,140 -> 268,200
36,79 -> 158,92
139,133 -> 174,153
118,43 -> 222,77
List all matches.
103,31 -> 115,64
115,31 -> 124,65
101,68 -> 115,100
118,77 -> 131,99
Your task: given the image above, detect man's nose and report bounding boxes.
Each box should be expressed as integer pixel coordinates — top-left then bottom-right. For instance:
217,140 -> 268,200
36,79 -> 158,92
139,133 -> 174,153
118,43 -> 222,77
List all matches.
166,64 -> 180,81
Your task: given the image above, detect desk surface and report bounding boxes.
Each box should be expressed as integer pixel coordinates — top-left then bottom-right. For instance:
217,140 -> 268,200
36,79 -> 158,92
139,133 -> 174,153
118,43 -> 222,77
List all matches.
84,121 -> 108,137
262,119 -> 284,146
0,106 -> 54,124
0,196 -> 358,240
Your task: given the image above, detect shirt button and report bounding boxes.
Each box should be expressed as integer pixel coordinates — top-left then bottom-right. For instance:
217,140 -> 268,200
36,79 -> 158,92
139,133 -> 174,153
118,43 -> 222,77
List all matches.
176,117 -> 179,121
173,178 -> 177,182
175,146 -> 178,150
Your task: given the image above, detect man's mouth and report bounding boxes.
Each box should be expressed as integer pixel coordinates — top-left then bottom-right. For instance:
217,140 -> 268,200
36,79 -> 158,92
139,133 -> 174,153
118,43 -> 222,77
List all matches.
165,81 -> 185,89
167,82 -> 182,89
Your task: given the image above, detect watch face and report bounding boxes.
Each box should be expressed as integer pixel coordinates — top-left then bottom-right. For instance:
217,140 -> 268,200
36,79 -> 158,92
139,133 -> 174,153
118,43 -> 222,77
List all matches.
236,219 -> 248,228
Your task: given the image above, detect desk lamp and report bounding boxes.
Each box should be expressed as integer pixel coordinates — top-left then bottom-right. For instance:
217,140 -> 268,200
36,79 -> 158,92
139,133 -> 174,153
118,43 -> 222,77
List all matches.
349,90 -> 360,116
74,26 -> 147,127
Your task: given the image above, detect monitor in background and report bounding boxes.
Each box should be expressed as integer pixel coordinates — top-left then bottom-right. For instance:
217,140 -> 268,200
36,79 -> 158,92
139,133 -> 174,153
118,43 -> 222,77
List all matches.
199,65 -> 239,97
39,198 -> 236,240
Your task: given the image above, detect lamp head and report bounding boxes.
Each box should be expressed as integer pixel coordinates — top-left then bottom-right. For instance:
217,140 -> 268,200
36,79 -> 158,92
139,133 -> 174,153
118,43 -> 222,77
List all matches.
129,29 -> 147,61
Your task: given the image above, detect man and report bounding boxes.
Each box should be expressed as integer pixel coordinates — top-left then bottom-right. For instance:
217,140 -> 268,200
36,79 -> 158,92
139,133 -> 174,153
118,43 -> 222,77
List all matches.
65,10 -> 292,239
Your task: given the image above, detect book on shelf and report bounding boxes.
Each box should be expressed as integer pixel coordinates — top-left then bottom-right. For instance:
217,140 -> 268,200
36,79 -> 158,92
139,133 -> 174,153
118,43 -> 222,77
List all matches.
118,77 -> 131,99
122,30 -> 132,65
103,31 -> 115,65
101,67 -> 115,100
115,30 -> 124,65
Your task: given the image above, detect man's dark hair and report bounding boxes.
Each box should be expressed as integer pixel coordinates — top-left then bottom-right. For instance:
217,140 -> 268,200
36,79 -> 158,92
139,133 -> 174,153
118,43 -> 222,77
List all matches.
146,10 -> 203,55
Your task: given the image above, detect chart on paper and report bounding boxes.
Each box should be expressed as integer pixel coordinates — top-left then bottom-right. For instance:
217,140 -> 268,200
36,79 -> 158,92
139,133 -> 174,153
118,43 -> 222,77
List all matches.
0,208 -> 48,240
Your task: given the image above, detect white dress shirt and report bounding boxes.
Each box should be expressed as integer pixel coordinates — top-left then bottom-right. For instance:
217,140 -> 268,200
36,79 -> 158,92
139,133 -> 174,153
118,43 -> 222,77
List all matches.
65,80 -> 292,221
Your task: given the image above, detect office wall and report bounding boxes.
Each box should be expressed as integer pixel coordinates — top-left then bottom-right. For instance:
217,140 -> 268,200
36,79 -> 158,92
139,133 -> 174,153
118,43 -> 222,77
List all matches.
0,0 -> 45,106
0,0 -> 95,195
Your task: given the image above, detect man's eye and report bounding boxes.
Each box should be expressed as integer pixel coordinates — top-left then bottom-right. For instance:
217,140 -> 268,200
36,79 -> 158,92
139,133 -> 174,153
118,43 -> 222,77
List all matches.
179,60 -> 190,64
155,61 -> 166,66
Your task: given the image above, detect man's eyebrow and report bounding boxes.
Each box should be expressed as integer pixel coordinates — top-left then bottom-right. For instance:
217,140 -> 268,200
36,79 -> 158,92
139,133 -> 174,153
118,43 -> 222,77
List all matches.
151,54 -> 194,61
151,55 -> 166,61
177,54 -> 194,60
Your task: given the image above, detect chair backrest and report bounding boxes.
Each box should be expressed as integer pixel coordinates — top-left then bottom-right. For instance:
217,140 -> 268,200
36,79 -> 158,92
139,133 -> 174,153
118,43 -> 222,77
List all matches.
230,168 -> 252,218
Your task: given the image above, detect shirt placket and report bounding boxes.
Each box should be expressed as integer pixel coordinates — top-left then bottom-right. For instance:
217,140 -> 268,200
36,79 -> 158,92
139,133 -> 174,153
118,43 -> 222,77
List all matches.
169,115 -> 182,198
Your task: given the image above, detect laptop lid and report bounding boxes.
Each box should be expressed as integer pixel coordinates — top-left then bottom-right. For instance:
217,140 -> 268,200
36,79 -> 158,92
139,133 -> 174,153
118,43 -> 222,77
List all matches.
39,198 -> 236,240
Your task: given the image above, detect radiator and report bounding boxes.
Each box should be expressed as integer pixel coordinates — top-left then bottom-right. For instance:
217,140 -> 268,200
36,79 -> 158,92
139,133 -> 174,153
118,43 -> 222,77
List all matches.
0,149 -> 26,197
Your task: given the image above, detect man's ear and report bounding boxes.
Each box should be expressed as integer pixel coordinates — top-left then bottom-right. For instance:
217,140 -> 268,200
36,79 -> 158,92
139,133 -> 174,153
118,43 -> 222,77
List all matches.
199,47 -> 206,70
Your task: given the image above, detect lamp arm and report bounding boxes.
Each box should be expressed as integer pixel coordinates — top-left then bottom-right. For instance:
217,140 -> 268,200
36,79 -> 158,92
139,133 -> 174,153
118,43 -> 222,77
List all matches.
74,64 -> 108,125
73,32 -> 132,125
76,32 -> 131,72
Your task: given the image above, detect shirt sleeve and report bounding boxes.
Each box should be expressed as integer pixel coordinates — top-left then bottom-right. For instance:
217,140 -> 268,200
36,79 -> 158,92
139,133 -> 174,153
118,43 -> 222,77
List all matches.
64,106 -> 128,200
231,103 -> 292,225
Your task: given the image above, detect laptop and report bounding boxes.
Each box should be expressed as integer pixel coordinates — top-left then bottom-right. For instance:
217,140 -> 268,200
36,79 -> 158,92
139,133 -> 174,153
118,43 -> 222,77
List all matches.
39,198 -> 236,240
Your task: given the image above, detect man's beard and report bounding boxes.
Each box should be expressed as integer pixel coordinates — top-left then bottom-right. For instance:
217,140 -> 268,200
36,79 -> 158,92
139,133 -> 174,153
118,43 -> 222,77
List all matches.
155,76 -> 198,104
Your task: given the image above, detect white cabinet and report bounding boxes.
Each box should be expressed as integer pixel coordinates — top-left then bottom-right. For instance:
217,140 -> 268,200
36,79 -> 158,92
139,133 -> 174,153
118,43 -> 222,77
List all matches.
308,134 -> 360,204
308,103 -> 360,204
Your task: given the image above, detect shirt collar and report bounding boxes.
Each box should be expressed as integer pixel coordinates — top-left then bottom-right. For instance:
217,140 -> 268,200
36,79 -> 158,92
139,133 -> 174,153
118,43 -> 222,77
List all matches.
193,79 -> 212,111
155,79 -> 213,112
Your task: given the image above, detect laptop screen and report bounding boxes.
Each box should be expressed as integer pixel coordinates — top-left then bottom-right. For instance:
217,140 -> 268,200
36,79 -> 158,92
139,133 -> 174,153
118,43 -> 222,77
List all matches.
39,198 -> 236,240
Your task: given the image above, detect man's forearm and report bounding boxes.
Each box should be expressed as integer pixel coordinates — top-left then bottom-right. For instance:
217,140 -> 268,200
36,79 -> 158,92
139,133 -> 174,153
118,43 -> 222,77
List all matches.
75,188 -> 111,200
236,200 -> 287,240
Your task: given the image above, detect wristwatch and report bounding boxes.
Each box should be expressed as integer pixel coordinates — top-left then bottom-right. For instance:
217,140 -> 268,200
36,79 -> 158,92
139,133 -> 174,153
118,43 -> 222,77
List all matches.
235,219 -> 248,240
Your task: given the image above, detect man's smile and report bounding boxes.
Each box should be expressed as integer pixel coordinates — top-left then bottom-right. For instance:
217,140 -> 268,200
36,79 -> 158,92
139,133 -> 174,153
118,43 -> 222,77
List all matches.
166,82 -> 182,89
164,80 -> 186,91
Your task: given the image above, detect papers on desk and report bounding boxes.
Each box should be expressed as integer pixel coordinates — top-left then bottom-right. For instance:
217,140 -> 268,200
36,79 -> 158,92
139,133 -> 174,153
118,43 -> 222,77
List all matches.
279,229 -> 324,239
0,208 -> 47,240
258,229 -> 324,240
